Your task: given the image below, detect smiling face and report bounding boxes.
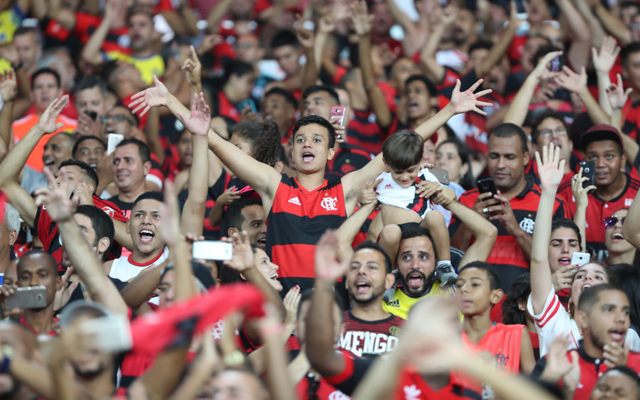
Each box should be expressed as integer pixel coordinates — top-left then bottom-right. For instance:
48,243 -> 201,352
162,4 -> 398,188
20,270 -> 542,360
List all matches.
43,134 -> 74,174
579,289 -> 630,350
346,248 -> 391,304
591,369 -> 639,400
487,134 -> 529,193
112,144 -> 149,192
454,267 -> 502,317
548,227 -> 581,273
397,236 -> 436,296
605,209 -> 634,256
436,142 -> 468,185
74,138 -> 105,169
127,199 -> 164,255
253,248 -> 282,292
571,263 -> 609,310
387,163 -> 420,188
292,123 -> 335,173
585,140 -> 626,189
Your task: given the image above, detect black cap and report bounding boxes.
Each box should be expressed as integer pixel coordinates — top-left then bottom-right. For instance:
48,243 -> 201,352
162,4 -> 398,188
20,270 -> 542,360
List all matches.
581,124 -> 624,151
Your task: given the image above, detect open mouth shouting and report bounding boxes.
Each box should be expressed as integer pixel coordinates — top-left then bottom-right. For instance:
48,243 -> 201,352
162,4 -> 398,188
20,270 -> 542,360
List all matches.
354,278 -> 372,295
407,101 -> 420,114
256,234 -> 267,249
139,229 -> 155,244
609,328 -> 625,342
406,271 -> 426,290
611,232 -> 625,242
301,152 -> 315,164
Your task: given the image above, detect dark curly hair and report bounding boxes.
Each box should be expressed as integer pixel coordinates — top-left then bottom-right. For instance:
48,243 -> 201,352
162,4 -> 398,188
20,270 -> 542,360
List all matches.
230,121 -> 282,167
502,273 -> 531,325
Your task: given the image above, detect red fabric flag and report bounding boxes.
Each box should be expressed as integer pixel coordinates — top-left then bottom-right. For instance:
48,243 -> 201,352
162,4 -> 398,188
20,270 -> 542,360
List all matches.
0,191 -> 6,222
130,283 -> 265,355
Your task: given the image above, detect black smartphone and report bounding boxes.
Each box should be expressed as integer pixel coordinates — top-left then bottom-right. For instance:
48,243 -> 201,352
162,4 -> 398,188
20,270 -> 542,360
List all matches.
84,110 -> 98,120
477,178 -> 498,197
513,0 -> 528,18
550,54 -> 564,72
579,161 -> 596,193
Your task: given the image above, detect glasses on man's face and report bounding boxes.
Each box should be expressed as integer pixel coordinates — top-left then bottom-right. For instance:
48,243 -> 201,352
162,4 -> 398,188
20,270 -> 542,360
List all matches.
604,216 -> 626,228
537,127 -> 568,139
100,114 -> 130,124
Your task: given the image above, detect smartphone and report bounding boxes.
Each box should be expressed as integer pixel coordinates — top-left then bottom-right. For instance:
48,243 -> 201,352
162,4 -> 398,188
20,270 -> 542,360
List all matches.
192,241 -> 233,261
579,161 -> 595,192
237,99 -> 257,113
550,54 -> 564,72
477,178 -> 498,197
571,252 -> 591,268
429,168 -> 450,185
4,286 -> 47,310
79,314 -> 133,353
513,0 -> 528,19
329,106 -> 346,126
107,134 -> 124,155
84,110 -> 98,120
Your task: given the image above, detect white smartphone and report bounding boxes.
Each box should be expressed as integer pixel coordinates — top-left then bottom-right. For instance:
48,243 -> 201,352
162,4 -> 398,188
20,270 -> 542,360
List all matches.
571,252 -> 591,268
79,314 -> 133,353
107,134 -> 124,155
192,241 -> 233,260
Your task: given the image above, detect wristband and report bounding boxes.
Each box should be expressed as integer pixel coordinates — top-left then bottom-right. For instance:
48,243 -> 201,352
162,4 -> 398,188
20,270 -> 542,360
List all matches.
0,345 -> 14,374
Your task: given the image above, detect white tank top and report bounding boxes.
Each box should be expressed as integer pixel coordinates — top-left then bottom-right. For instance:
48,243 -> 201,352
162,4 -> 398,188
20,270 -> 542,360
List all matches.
376,168 -> 440,218
109,247 -> 170,282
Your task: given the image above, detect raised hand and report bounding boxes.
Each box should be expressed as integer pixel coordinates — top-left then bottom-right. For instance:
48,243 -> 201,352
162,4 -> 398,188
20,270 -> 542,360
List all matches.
177,92 -> 211,137
283,285 -> 301,327
606,73 -> 633,110
449,79 -> 493,115
34,168 -> 78,222
349,1 -> 373,37
36,95 -> 70,134
314,230 -> 349,281
53,267 -> 79,312
535,143 -> 566,190
129,75 -> 169,117
531,51 -> 563,81
592,36 -> 620,74
295,16 -> 315,49
541,335 -> 580,386
182,46 -> 203,88
572,167 -> 596,209
223,231 -> 255,273
359,177 -> 382,206
196,35 -> 222,55
0,68 -> 17,102
551,265 -> 575,292
555,66 -> 587,94
217,186 -> 241,206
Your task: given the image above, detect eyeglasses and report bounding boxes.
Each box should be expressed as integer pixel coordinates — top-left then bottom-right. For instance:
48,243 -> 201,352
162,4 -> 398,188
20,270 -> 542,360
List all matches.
537,127 -> 568,138
604,216 -> 626,228
100,114 -> 132,124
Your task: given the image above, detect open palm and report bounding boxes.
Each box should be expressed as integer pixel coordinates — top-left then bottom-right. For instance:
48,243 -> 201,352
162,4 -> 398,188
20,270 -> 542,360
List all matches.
129,76 -> 168,117
36,95 -> 69,134
178,93 -> 211,137
314,230 -> 348,281
535,143 -> 565,190
450,79 -> 492,115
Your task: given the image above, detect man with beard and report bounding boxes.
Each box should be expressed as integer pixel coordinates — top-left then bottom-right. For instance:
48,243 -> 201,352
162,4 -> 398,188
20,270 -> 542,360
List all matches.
82,5 -> 164,85
0,323 -> 38,400
221,199 -> 267,250
532,285 -> 640,400
338,242 -> 403,359
384,184 -> 497,319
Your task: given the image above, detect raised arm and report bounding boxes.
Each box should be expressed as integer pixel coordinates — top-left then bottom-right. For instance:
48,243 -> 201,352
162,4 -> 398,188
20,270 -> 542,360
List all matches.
35,169 -> 128,316
306,230 -> 349,377
81,0 -> 123,66
623,189 -> 640,249
129,79 -> 282,213
0,69 -> 17,152
418,8 -> 453,84
530,144 -> 565,314
160,0 -> 199,37
556,0 -> 592,71
555,66 -> 611,125
606,74 -> 638,165
206,0 -> 233,34
0,95 -> 69,227
178,93 -> 211,236
592,37 -> 620,116
474,5 -> 521,78
296,18 -> 318,94
571,168 -> 595,252
336,179 -> 380,262
572,0 -> 606,49
435,187 -> 498,268
594,3 -> 632,45
48,0 -> 76,31
504,51 -> 562,126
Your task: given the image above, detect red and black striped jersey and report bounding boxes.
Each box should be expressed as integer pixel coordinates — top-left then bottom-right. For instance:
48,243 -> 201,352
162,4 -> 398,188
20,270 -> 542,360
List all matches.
557,173 -> 640,260
532,342 -> 640,400
266,175 -> 347,292
346,110 -> 386,155
449,180 -> 569,292
35,195 -> 127,272
622,98 -> 640,142
338,310 -> 404,359
296,374 -> 351,400
325,143 -> 372,180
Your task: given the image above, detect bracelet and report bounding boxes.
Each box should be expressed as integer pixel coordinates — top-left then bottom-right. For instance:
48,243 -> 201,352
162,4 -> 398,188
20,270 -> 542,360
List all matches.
223,350 -> 245,367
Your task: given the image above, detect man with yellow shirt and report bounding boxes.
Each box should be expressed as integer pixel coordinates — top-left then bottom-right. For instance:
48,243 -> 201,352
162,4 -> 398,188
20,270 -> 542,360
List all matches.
82,1 -> 164,85
12,68 -> 77,171
383,187 -> 497,319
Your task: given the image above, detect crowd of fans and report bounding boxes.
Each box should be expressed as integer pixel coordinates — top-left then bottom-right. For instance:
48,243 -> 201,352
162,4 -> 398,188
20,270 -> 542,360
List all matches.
1,0 -> 640,399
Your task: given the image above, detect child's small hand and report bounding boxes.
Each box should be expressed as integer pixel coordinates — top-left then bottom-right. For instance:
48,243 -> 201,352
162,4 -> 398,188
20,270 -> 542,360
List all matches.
416,181 -> 442,199
218,186 -> 241,205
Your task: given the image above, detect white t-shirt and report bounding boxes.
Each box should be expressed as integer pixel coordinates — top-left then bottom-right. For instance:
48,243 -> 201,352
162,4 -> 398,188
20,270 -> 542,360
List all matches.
109,247 -> 170,282
376,168 -> 440,218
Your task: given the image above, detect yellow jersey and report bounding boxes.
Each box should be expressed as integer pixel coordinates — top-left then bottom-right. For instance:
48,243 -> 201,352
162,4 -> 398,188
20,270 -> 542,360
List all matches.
383,282 -> 455,319
0,7 -> 22,43
105,51 -> 165,85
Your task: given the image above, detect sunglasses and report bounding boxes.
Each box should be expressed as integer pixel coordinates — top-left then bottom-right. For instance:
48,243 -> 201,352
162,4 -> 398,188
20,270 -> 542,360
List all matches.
604,216 -> 625,228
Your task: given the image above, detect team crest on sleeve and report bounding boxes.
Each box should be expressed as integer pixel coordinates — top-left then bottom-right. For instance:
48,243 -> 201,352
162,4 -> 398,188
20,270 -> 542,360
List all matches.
320,196 -> 338,211
102,206 -> 116,217
519,217 -> 535,234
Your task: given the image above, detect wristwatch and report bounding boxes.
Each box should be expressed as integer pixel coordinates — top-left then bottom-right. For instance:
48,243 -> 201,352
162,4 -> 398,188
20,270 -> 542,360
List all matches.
0,344 -> 14,374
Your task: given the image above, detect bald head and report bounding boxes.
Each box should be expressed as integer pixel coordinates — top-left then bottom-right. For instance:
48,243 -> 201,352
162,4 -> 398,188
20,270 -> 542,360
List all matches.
17,251 -> 57,277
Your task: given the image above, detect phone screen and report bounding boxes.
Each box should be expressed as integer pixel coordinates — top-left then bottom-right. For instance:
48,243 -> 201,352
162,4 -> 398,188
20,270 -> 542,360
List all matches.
329,106 -> 346,126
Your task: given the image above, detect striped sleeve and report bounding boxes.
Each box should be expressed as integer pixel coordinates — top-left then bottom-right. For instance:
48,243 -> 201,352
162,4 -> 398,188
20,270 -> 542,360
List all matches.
527,288 -> 574,357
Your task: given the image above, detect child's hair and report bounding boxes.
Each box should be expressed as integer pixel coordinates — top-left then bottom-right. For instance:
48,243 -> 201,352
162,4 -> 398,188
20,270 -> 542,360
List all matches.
382,130 -> 423,171
502,273 -> 531,325
459,261 -> 502,290
230,121 -> 282,167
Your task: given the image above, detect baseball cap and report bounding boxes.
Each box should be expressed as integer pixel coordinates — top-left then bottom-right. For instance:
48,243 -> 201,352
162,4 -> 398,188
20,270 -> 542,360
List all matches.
580,124 -> 624,151
59,300 -> 112,328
